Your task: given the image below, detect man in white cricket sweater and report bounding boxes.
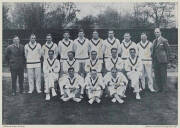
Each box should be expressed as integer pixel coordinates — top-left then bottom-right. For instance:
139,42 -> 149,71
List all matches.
25,34 -> 42,93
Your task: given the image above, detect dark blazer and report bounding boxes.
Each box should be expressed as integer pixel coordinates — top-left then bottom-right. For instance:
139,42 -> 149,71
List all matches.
5,43 -> 26,70
152,36 -> 170,64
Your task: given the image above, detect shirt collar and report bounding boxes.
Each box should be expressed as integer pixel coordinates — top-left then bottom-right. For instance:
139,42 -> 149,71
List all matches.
140,40 -> 148,46
130,56 -> 137,61
123,39 -> 131,44
67,58 -> 75,62
78,37 -> 85,41
158,36 -> 161,41
108,37 -> 115,42
29,41 -> 37,46
46,41 -> 53,46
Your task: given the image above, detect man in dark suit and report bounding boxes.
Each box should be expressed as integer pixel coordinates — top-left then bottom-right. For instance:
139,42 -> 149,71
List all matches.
152,28 -> 170,92
6,35 -> 26,96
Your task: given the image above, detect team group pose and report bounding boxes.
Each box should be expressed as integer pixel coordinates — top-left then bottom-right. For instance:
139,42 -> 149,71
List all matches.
6,28 -> 170,104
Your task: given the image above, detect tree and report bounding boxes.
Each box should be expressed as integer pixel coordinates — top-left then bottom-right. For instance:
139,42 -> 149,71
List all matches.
96,7 -> 122,29
10,3 -> 45,29
44,2 -> 80,29
3,4 -> 11,29
133,2 -> 176,28
75,15 -> 97,28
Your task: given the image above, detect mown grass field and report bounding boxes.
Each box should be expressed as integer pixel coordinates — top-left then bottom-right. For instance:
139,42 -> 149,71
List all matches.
2,75 -> 177,125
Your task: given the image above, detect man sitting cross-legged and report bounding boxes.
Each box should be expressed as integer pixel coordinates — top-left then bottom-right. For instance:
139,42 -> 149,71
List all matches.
104,67 -> 128,103
60,67 -> 84,102
84,69 -> 105,104
43,50 -> 60,101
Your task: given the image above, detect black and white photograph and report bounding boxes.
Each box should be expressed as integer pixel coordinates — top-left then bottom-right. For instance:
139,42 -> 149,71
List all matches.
2,1 -> 178,126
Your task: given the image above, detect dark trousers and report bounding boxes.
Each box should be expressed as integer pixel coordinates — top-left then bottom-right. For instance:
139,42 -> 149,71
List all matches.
154,63 -> 167,91
10,67 -> 24,93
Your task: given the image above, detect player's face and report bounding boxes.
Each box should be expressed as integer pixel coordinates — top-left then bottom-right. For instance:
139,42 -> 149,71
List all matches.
68,52 -> 74,60
68,69 -> 74,78
111,69 -> 117,78
46,36 -> 52,43
48,52 -> 54,59
13,37 -> 20,44
124,34 -> 131,42
108,31 -> 114,39
92,32 -> 99,39
30,35 -> 36,43
130,50 -> 136,58
141,34 -> 147,42
91,71 -> 97,80
154,29 -> 161,38
63,33 -> 70,39
91,52 -> 97,60
111,50 -> 117,58
78,32 -> 85,38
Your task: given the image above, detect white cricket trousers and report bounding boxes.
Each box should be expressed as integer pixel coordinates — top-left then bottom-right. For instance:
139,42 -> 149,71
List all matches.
27,67 -> 41,92
44,73 -> 58,93
141,63 -> 154,90
127,71 -> 141,93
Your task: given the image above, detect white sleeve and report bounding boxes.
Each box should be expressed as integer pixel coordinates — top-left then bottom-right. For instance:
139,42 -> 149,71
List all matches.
54,60 -> 60,73
54,44 -> 59,58
43,60 -> 49,74
120,73 -> 128,85
24,44 -> 28,59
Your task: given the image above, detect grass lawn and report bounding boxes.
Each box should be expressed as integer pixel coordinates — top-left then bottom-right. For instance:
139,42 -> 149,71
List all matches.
2,76 -> 177,125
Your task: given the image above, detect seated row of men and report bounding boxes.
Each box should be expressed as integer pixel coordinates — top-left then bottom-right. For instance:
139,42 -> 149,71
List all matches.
44,47 -> 146,104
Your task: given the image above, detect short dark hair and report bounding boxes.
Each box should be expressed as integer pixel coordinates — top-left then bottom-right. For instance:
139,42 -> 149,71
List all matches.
111,67 -> 117,72
64,30 -> 70,34
124,32 -> 130,36
129,48 -> 136,52
67,51 -> 75,57
108,29 -> 114,33
13,35 -> 19,39
68,67 -> 74,72
48,50 -> 54,54
46,33 -> 52,37
141,32 -> 147,36
30,33 -> 36,38
78,29 -> 84,33
91,50 -> 97,54
93,29 -> 98,33
111,48 -> 117,52
91,69 -> 97,72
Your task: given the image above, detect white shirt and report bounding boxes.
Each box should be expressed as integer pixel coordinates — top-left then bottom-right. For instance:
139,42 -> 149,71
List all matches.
120,40 -> 138,59
85,75 -> 105,90
137,40 -> 152,64
25,41 -> 41,68
61,74 -> 84,89
104,72 -> 128,86
89,38 -> 104,59
125,56 -> 143,73
58,39 -> 74,60
62,58 -> 79,73
85,58 -> 103,73
42,42 -> 58,59
43,58 -> 60,74
73,37 -> 91,59
105,57 -> 123,71
102,37 -> 121,58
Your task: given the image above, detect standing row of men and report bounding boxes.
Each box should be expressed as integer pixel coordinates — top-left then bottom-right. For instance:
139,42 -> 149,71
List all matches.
6,28 -> 170,104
